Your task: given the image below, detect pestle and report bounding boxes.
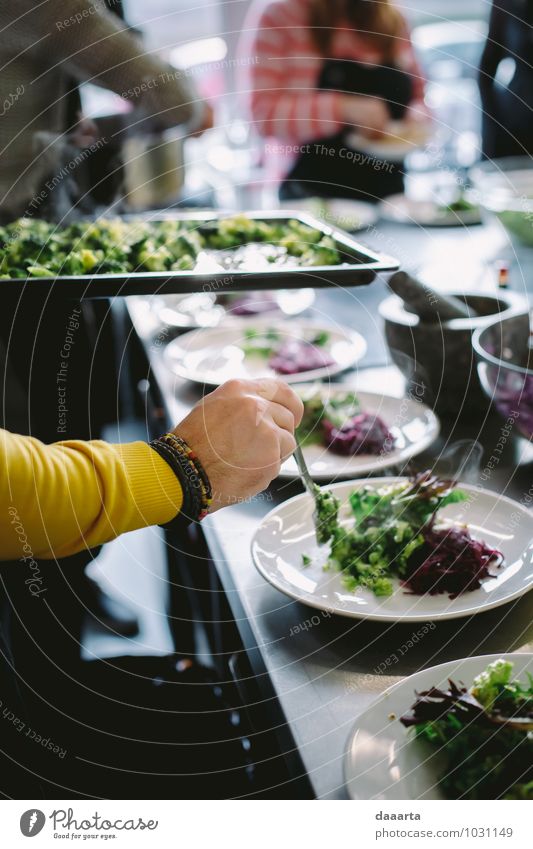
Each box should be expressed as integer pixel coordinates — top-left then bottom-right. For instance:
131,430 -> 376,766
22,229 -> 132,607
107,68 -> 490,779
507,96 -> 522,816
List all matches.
388,271 -> 476,323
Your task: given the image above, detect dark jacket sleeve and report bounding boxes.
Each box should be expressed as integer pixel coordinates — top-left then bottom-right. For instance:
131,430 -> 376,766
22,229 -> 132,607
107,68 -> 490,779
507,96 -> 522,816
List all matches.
478,2 -> 506,158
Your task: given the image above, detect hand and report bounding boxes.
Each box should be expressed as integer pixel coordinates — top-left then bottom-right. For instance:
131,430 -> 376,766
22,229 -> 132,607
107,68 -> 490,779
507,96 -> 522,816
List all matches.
341,95 -> 390,139
189,102 -> 214,138
69,114 -> 99,148
174,378 -> 304,511
400,103 -> 432,142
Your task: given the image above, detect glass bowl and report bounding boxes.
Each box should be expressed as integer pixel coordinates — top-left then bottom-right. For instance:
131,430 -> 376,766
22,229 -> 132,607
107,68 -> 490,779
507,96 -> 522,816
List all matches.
473,312 -> 533,440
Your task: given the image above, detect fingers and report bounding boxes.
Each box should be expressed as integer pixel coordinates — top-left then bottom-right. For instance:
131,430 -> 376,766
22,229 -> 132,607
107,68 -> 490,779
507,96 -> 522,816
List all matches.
253,378 -> 304,427
265,400 -> 295,434
264,403 -> 297,461
278,429 -> 297,462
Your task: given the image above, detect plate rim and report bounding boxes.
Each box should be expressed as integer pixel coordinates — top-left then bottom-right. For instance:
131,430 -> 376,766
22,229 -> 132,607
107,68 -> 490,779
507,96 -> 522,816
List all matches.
278,388 -> 441,480
154,288 -> 317,329
379,193 -> 483,227
280,199 -> 379,232
343,651 -> 533,800
344,133 -> 426,162
251,477 -> 533,622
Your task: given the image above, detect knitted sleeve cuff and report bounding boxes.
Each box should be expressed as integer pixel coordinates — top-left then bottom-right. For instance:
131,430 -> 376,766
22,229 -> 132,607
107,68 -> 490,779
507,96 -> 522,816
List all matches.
114,441 -> 183,527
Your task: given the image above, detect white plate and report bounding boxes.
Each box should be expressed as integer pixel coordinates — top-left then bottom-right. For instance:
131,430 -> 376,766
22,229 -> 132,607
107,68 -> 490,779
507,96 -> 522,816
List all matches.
251,478 -> 533,622
344,652 -> 533,800
345,121 -> 431,162
379,194 -> 482,227
280,199 -> 377,232
153,289 -> 316,329
280,388 -> 440,480
164,319 -> 367,386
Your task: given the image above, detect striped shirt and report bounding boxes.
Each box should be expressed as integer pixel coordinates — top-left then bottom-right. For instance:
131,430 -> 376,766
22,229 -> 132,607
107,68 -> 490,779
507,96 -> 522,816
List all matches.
239,0 -> 425,170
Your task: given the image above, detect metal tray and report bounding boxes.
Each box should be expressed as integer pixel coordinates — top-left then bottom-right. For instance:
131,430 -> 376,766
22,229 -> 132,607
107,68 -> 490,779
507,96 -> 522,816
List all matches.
3,210 -> 399,299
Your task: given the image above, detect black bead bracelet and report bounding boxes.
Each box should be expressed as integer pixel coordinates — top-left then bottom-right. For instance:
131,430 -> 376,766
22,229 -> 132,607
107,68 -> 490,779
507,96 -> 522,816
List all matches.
150,434 -> 212,528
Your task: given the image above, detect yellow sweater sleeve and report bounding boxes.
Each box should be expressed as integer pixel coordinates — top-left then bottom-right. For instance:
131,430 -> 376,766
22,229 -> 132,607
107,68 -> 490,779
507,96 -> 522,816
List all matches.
0,429 -> 183,561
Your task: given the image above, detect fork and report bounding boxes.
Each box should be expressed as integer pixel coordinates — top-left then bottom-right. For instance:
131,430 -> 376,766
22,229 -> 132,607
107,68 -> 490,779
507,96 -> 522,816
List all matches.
293,440 -> 321,537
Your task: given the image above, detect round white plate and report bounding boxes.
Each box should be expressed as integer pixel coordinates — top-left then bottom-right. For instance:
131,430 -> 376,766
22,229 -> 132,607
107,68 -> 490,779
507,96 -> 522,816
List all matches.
280,199 -> 377,232
280,388 -> 440,480
164,319 -> 367,387
153,289 -> 316,329
251,478 -> 533,622
344,652 -> 533,800
379,194 -> 482,227
345,121 -> 431,162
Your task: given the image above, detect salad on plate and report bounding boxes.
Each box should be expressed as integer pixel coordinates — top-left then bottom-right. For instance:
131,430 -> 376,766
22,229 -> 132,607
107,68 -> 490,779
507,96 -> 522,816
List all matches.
309,472 -> 504,598
297,387 -> 395,456
400,658 -> 533,799
242,327 -> 335,376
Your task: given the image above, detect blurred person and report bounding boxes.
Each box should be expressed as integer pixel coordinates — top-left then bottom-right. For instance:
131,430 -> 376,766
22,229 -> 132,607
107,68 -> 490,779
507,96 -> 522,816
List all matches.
0,0 -> 213,636
240,0 -> 428,201
0,0 -> 212,220
0,377 -> 303,797
479,0 -> 533,159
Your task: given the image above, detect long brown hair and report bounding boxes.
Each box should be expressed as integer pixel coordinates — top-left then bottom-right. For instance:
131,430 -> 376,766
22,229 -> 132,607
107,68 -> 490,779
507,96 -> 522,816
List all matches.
308,0 -> 403,58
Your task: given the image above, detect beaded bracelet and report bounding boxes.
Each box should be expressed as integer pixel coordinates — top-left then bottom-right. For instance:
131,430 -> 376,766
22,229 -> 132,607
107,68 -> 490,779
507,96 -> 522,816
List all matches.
161,432 -> 212,515
150,434 -> 212,527
150,438 -> 200,526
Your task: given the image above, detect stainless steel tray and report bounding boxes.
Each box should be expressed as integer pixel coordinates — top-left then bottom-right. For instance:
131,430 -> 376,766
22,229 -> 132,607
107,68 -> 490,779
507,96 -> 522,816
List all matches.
4,210 -> 399,298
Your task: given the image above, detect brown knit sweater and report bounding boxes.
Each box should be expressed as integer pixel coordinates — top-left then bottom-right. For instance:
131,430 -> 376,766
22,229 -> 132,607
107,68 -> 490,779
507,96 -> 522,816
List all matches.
0,0 -> 203,217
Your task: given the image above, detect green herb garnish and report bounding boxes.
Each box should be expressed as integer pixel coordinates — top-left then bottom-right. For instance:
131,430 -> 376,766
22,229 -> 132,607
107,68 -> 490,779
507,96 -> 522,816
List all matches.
314,485 -> 341,545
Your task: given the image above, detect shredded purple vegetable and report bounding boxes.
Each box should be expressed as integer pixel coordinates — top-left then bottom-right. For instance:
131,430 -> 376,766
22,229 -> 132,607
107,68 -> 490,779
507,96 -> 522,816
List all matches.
400,680 -> 485,728
488,365 -> 533,441
269,340 -> 335,375
322,412 -> 395,456
229,294 -> 278,316
402,526 -> 504,599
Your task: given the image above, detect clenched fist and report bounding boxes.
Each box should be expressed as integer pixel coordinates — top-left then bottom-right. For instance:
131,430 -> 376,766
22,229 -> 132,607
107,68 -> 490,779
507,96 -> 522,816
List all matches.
174,378 -> 304,511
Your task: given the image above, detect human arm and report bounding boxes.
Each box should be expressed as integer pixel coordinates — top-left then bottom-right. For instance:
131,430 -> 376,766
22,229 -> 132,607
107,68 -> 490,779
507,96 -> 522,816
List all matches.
1,431 -> 182,561
28,0 -> 208,132
479,3 -> 506,103
390,17 -> 430,131
0,379 -> 303,561
478,2 -> 506,158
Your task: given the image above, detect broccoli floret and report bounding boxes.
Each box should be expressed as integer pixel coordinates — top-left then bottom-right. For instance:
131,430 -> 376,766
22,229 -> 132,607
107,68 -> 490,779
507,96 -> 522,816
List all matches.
171,254 -> 196,271
26,265 -> 55,277
80,249 -> 99,272
300,236 -> 340,266
373,577 -> 394,596
137,243 -> 173,272
471,659 -> 514,709
314,486 -> 340,544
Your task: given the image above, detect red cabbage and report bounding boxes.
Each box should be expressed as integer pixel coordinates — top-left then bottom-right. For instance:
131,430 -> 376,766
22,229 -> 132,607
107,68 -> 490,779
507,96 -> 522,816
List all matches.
228,293 -> 278,316
487,365 -> 533,441
322,412 -> 395,456
402,526 -> 504,599
269,340 -> 335,375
